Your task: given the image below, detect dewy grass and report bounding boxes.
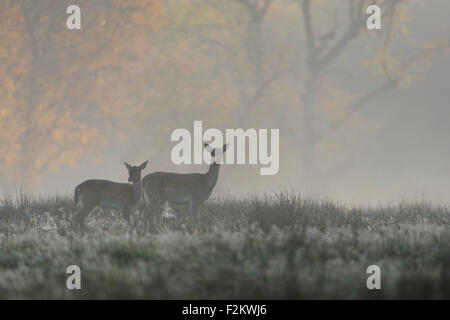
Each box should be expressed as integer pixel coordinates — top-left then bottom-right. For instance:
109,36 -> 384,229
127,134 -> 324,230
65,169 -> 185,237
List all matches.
0,192 -> 448,299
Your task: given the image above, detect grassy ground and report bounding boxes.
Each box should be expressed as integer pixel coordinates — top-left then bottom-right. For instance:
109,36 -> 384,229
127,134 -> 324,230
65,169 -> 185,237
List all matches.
0,192 -> 448,299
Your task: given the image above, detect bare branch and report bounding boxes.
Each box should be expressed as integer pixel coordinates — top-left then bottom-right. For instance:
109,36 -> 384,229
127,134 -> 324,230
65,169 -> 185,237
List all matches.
300,0 -> 317,67
316,0 -> 365,71
317,78 -> 398,141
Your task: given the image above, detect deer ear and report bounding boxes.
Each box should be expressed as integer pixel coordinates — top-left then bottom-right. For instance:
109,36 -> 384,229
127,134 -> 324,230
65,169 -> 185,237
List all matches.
140,161 -> 148,170
124,162 -> 132,171
223,143 -> 229,152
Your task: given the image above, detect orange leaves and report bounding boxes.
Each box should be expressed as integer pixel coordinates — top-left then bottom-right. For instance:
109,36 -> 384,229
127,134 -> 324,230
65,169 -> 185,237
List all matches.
0,0 -> 165,186
4,77 -> 16,92
52,130 -> 64,142
0,104 -> 25,177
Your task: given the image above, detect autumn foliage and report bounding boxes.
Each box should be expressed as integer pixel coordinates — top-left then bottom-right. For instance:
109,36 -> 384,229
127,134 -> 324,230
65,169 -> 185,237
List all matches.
0,0 -> 447,191
0,0 -> 164,185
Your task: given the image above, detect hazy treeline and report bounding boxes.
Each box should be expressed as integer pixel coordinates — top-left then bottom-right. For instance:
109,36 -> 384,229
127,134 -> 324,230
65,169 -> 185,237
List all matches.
0,0 -> 449,202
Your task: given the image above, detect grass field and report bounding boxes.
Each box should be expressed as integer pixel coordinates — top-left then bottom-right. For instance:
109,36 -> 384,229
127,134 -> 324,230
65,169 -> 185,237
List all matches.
0,192 -> 448,299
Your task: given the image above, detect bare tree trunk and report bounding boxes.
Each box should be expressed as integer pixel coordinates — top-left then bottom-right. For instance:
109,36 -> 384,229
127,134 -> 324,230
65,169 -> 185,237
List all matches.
300,72 -> 320,191
297,0 -> 366,193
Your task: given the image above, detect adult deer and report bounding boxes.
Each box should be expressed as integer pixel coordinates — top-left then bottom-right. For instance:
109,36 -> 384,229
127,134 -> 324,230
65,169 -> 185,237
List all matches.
143,143 -> 228,218
74,161 -> 148,230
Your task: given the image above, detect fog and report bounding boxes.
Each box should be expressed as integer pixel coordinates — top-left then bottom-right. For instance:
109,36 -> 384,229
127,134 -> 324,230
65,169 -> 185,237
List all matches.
1,0 -> 449,204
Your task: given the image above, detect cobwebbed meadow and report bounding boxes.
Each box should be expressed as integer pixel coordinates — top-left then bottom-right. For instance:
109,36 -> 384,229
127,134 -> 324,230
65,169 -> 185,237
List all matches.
0,192 -> 448,299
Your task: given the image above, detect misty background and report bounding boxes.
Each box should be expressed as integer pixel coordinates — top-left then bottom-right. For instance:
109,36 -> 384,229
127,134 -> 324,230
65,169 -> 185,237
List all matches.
0,0 -> 449,204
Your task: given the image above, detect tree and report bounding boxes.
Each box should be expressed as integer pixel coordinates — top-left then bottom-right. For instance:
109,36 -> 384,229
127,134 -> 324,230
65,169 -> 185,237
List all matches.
293,0 -> 447,191
0,0 -> 164,186
126,0 -> 447,192
2,0 -> 446,193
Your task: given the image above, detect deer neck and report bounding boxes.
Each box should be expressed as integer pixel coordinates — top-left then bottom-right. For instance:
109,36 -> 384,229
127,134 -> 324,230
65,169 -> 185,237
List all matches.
204,163 -> 221,192
131,176 -> 143,205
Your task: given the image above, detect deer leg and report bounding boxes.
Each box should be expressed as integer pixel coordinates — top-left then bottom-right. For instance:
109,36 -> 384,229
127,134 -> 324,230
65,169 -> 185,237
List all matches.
122,207 -> 132,227
74,205 -> 93,232
137,199 -> 147,215
138,197 -> 163,233
142,197 -> 151,215
148,197 -> 164,216
189,202 -> 200,222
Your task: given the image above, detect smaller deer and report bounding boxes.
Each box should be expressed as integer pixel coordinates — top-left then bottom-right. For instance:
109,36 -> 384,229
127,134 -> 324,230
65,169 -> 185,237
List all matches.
74,161 -> 148,230
143,144 -> 228,218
